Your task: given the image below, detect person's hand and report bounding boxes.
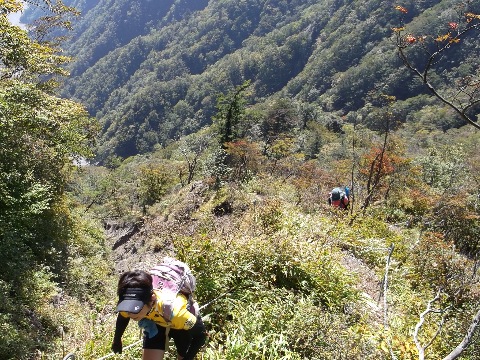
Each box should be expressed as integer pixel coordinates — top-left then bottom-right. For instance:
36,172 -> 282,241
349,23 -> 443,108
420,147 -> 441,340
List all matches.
112,340 -> 122,354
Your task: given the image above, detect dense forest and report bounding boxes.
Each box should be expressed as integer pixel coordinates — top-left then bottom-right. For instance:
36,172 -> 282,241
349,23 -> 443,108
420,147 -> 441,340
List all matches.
24,0 -> 480,163
1,0 -> 480,359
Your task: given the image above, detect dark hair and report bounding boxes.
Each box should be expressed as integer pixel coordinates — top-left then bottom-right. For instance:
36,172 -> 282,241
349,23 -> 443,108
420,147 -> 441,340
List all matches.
117,270 -> 153,297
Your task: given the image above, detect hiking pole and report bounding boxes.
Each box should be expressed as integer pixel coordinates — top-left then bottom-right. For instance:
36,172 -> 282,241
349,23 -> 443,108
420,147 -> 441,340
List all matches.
96,339 -> 143,360
198,289 -> 233,311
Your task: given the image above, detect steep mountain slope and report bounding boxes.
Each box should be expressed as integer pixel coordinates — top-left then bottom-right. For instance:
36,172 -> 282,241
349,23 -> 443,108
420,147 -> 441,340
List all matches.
38,0 -> 478,161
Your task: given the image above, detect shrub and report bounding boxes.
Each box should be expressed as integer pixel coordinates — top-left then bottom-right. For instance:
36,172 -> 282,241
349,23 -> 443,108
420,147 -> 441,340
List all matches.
203,289 -> 381,360
430,193 -> 480,257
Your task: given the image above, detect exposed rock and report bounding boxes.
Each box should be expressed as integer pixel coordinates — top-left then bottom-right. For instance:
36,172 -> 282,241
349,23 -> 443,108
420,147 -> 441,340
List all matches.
104,220 -> 143,250
107,181 -> 210,274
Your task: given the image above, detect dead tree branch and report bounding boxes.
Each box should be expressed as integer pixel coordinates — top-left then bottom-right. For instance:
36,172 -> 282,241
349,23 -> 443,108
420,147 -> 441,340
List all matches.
414,289 -> 452,360
442,308 -> 480,360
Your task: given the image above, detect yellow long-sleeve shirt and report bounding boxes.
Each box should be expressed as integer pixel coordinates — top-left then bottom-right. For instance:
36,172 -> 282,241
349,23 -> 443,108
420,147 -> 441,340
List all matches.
120,289 -> 196,330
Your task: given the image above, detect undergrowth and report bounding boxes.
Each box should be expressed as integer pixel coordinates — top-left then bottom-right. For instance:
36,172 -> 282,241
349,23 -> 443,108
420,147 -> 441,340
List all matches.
25,171 -> 480,359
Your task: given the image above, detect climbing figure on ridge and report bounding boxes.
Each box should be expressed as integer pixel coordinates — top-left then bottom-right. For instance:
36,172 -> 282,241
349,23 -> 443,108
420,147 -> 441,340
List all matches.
112,258 -> 206,360
328,186 -> 350,210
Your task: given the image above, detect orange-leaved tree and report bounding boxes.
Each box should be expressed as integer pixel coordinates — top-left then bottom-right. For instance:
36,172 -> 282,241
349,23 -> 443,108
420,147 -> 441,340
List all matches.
393,3 -> 480,130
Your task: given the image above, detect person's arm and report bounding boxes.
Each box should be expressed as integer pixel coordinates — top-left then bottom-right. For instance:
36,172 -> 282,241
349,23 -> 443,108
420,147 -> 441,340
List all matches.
112,313 -> 130,353
171,295 -> 197,330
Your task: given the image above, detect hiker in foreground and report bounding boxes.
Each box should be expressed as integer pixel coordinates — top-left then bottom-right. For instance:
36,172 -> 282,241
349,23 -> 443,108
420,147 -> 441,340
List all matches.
111,262 -> 206,360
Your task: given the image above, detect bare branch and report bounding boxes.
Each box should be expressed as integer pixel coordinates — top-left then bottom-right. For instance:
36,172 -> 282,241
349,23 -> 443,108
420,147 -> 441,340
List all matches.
440,238 -> 480,360
443,308 -> 480,360
383,244 -> 395,329
381,244 -> 397,360
413,289 -> 451,360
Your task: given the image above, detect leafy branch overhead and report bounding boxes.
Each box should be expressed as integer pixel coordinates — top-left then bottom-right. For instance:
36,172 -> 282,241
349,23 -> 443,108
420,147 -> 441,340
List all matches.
394,5 -> 480,130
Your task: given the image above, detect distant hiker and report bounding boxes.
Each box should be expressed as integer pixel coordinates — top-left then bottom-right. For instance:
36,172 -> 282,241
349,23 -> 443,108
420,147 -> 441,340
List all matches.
111,265 -> 206,360
328,187 -> 349,209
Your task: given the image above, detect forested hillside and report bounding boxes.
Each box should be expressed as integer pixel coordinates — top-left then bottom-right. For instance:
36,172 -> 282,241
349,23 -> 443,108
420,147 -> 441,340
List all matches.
3,0 -> 480,359
24,0 -> 479,163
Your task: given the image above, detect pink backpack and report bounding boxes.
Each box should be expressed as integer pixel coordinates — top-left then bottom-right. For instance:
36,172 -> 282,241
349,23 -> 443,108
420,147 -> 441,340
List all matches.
150,257 -> 197,321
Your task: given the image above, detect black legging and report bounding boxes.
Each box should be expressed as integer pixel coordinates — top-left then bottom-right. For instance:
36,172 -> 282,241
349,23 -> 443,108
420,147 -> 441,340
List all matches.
142,316 -> 207,359
169,316 -> 206,359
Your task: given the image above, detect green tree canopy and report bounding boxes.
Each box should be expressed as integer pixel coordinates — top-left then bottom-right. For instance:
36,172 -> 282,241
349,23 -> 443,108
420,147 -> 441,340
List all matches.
0,1 -> 98,357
